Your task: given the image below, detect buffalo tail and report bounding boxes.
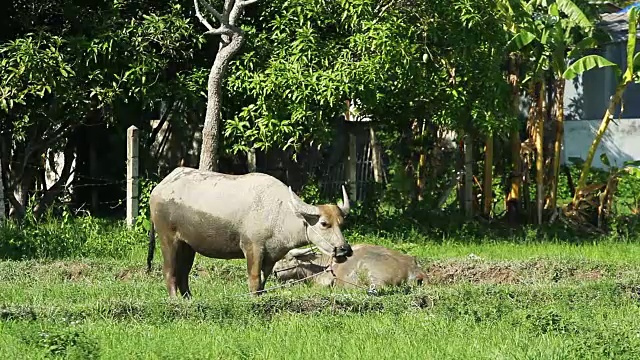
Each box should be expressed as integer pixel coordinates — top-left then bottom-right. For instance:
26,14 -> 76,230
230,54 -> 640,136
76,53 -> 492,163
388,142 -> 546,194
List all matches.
146,221 -> 156,273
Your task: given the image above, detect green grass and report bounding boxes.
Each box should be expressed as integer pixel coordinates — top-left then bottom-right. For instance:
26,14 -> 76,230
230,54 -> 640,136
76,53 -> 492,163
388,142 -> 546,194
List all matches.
2,236 -> 640,359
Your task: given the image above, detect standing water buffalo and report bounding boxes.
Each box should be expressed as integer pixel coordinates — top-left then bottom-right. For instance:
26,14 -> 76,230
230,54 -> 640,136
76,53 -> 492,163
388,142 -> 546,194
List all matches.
147,166 -> 354,298
272,244 -> 426,289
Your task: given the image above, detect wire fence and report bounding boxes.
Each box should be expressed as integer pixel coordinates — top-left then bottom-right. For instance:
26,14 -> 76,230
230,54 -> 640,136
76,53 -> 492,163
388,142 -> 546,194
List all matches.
303,126 -> 389,202
2,124 -> 389,216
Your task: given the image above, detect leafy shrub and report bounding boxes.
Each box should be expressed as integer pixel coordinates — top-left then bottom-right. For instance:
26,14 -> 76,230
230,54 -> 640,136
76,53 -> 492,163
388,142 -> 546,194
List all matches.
0,205 -> 145,260
16,321 -> 100,359
134,177 -> 159,233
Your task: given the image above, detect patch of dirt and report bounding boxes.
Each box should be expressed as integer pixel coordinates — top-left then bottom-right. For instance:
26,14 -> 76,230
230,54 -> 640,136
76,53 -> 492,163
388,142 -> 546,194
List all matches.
424,263 -> 519,285
115,269 -> 134,281
115,267 -> 148,281
47,261 -> 90,281
575,269 -> 603,281
421,260 -> 616,285
66,263 -> 90,281
192,265 -> 211,278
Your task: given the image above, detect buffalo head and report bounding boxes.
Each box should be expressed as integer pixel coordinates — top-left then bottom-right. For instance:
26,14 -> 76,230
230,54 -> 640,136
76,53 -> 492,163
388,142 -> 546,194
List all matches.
288,185 -> 353,258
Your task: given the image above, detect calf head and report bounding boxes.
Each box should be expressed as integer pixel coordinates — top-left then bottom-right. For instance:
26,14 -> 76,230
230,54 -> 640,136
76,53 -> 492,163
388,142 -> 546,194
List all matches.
288,185 -> 353,258
272,248 -> 328,281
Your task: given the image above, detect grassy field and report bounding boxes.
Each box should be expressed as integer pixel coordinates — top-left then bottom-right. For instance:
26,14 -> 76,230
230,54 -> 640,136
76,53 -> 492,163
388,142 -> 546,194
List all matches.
2,237 -> 640,359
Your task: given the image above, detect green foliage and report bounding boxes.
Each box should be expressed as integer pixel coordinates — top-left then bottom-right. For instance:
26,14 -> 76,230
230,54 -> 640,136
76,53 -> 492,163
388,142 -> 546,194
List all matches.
0,34 -> 73,114
0,0 -> 207,217
134,177 -> 159,233
563,54 -> 619,80
17,321 -> 101,359
224,0 -> 513,157
563,7 -> 639,83
0,206 -> 145,260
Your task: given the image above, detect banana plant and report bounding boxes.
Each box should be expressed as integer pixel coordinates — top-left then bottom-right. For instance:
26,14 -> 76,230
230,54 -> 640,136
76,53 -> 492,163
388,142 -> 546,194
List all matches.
563,6 -> 640,209
505,0 -> 595,223
497,0 -> 534,222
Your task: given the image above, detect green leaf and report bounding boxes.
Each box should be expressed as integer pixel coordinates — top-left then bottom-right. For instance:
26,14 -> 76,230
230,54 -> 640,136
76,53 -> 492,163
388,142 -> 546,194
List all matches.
623,160 -> 640,167
562,55 -> 619,80
506,30 -> 537,52
549,3 -> 559,17
556,0 -> 594,32
625,7 -> 639,80
567,37 -> 598,59
600,152 -> 611,167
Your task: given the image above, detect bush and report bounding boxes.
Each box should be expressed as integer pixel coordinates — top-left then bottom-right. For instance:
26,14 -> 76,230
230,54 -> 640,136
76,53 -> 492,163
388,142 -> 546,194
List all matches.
0,205 -> 146,260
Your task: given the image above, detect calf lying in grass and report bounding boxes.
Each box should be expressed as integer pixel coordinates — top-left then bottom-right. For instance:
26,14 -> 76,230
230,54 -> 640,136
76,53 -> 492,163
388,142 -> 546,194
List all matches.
272,244 -> 426,289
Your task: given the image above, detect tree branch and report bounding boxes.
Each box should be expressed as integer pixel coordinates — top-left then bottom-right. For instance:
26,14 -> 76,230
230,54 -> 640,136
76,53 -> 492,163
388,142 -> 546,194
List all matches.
199,0 -> 225,24
206,25 -> 240,36
223,0 -> 235,20
372,0 -> 395,25
34,135 -> 76,218
194,0 -> 215,32
229,0 -> 258,26
146,99 -> 177,149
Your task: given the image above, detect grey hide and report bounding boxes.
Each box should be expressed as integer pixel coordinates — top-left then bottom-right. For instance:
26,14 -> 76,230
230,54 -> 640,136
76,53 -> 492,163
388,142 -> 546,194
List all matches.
147,166 -> 353,298
272,244 -> 426,289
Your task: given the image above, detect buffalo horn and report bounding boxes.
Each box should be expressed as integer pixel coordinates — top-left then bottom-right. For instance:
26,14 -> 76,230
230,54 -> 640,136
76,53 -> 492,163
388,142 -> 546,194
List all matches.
288,186 -> 320,217
339,185 -> 351,215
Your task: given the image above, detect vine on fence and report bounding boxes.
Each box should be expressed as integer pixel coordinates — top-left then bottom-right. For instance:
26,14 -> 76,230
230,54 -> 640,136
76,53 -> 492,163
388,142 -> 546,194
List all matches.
135,177 -> 159,233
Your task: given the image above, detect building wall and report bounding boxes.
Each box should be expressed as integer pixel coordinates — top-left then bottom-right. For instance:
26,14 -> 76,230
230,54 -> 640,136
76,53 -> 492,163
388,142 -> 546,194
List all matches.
564,41 -> 640,121
563,118 -> 640,169
562,38 -> 640,169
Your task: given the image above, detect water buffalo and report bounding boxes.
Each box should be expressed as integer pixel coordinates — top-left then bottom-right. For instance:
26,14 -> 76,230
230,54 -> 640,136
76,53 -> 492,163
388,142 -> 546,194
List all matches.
272,243 -> 426,289
147,166 -> 354,298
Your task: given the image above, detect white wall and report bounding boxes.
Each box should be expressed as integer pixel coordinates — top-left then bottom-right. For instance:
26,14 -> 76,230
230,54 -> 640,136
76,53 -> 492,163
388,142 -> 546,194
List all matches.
563,118 -> 640,169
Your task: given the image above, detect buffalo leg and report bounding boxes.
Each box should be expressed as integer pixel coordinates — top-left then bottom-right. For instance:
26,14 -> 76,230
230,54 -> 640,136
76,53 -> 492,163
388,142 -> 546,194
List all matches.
260,261 -> 275,291
175,241 -> 196,299
160,237 -> 178,298
243,242 -> 264,295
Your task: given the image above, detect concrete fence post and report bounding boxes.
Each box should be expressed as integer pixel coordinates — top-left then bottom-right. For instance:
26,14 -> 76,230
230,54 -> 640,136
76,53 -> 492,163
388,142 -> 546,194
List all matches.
126,126 -> 139,227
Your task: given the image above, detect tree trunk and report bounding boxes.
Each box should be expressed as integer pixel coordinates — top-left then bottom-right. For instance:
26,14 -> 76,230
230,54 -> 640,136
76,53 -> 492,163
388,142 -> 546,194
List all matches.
369,126 -> 384,183
347,131 -> 357,202
199,33 -> 246,172
33,137 -> 76,218
456,137 -> 465,212
548,78 -> 565,211
247,148 -> 256,172
416,120 -> 426,201
535,81 -> 545,225
572,83 -> 627,205
463,132 -> 474,218
89,137 -> 99,213
507,129 -> 521,223
9,159 -> 37,219
483,133 -> 494,217
0,158 -> 5,224
506,55 -> 522,223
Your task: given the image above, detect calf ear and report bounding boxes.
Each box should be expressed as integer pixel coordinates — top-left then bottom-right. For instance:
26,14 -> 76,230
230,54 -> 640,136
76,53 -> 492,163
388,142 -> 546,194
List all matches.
288,248 -> 315,258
